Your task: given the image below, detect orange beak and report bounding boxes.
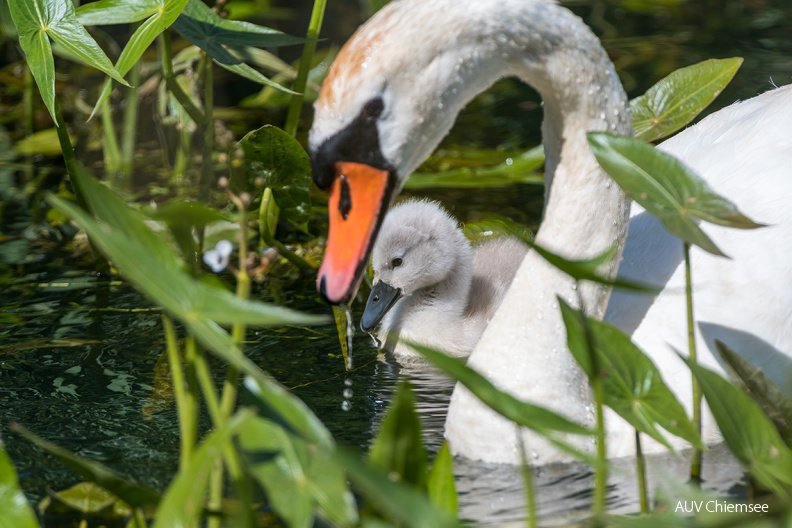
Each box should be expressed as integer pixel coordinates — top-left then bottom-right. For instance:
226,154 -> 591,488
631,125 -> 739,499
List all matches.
317,161 -> 391,305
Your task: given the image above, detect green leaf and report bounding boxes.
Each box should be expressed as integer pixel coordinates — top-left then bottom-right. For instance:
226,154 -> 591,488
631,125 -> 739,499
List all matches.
680,355 -> 792,493
11,423 -> 161,509
559,300 -> 702,450
90,0 -> 190,117
336,450 -> 457,528
38,482 -> 127,517
0,441 -> 40,528
528,241 -> 656,293
406,146 -> 544,189
368,381 -> 428,488
8,0 -> 128,121
239,416 -> 358,528
630,58 -> 742,142
46,166 -> 324,328
153,410 -> 254,528
403,341 -> 598,465
715,339 -> 792,444
171,0 -> 303,92
426,443 -> 457,517
588,132 -> 764,257
234,125 -> 312,225
77,0 -> 162,25
258,187 -> 280,244
8,0 -> 128,123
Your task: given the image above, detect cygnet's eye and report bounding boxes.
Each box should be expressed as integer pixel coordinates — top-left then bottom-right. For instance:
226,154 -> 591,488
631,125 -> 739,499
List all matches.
362,97 -> 384,120
391,257 -> 403,268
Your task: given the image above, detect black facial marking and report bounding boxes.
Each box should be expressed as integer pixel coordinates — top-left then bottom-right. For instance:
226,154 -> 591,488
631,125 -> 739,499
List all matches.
339,175 -> 352,220
311,97 -> 393,191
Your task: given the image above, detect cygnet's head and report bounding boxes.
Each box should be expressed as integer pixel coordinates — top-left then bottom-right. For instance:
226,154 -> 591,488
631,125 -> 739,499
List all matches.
360,199 -> 472,332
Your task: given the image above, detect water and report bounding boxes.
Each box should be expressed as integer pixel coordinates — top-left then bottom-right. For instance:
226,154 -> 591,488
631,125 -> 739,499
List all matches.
0,249 -> 746,525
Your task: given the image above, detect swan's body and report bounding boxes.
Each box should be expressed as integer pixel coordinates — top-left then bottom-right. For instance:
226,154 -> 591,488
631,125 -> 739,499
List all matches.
361,199 -> 528,362
309,0 -> 792,464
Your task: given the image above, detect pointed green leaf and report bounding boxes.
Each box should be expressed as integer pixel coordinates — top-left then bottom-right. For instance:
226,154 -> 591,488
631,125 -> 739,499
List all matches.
715,339 -> 792,444
336,450 -> 457,528
11,423 -> 161,509
405,342 -> 591,436
234,125 -> 312,225
239,417 -> 358,528
91,0 -> 189,116
406,145 -> 545,189
258,187 -> 280,244
0,441 -> 40,528
560,300 -> 702,450
426,443 -> 457,517
77,0 -> 162,25
588,132 -> 764,256
631,58 -> 743,142
680,355 -> 792,493
8,0 -> 127,122
46,166 -> 324,328
153,410 -> 254,528
368,381 -> 428,488
171,0 -> 301,92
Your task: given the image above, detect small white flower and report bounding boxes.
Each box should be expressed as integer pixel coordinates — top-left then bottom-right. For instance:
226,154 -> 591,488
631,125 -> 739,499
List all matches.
203,240 -> 233,272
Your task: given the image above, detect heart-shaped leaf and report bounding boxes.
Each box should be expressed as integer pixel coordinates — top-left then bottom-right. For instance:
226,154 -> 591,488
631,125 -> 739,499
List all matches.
560,300 -> 702,450
681,355 -> 792,493
8,0 -> 127,123
630,58 -> 742,142
588,132 -> 764,257
0,441 -> 40,528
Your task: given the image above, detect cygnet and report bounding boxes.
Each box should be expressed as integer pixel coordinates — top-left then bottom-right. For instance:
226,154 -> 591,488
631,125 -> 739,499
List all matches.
361,199 -> 528,362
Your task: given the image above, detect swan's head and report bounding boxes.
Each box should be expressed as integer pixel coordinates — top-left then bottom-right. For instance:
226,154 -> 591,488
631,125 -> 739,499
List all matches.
309,0 -> 492,304
360,199 -> 471,332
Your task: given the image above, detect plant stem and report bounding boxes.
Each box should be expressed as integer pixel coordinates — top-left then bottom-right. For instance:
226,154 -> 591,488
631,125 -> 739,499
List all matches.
160,30 -> 205,126
163,315 -> 193,471
635,429 -> 648,514
517,431 -> 537,528
53,100 -> 110,276
199,55 -> 214,202
101,99 -> 121,177
120,60 -> 140,186
284,0 -> 327,136
183,334 -> 201,467
685,242 -> 702,483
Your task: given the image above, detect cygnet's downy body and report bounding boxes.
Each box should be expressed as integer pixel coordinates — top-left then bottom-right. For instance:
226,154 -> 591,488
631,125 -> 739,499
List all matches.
361,199 -> 528,362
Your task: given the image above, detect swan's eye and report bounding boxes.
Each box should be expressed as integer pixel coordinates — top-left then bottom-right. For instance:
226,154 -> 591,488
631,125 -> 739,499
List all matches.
391,257 -> 403,268
362,97 -> 384,120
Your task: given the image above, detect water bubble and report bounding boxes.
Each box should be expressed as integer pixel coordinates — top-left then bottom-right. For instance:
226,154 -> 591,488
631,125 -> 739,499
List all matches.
341,400 -> 351,411
344,378 -> 353,387
505,158 -> 513,166
343,387 -> 353,399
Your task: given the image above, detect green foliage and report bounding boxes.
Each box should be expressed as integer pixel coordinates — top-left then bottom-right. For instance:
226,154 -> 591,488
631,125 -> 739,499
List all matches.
77,0 -> 191,117
682,356 -> 792,494
0,441 -> 39,528
715,340 -> 792,443
426,443 -> 458,516
11,423 -> 161,509
559,300 -> 702,450
239,416 -> 358,528
7,0 -> 127,123
171,0 -> 301,92
588,132 -> 764,256
337,450 -> 458,528
152,409 -> 254,528
631,58 -> 743,142
234,125 -> 313,226
38,482 -> 133,521
368,381 -> 428,488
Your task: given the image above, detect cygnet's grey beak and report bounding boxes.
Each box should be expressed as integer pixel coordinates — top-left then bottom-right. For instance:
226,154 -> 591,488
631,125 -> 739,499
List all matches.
360,281 -> 402,333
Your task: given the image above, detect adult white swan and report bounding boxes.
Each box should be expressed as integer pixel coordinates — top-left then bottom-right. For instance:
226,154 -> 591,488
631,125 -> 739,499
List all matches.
309,0 -> 792,464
